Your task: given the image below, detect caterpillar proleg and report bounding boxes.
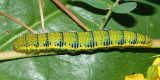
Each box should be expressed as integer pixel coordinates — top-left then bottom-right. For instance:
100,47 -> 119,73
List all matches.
14,30 -> 152,53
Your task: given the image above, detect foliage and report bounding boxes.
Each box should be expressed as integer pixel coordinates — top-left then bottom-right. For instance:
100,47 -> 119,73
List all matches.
0,0 -> 160,80
111,2 -> 137,13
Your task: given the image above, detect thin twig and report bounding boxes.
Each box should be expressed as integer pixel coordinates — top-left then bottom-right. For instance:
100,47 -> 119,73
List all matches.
0,51 -> 56,61
0,11 -> 37,34
99,10 -> 112,30
38,0 -> 45,33
99,0 -> 120,30
151,40 -> 160,48
53,0 -> 91,31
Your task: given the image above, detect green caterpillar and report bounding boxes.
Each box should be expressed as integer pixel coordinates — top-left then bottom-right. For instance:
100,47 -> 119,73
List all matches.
14,30 -> 152,53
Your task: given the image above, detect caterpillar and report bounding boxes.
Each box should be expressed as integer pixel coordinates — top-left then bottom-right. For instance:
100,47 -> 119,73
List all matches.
14,30 -> 152,53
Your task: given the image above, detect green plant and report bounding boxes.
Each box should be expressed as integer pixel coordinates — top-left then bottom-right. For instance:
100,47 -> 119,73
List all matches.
0,0 -> 160,80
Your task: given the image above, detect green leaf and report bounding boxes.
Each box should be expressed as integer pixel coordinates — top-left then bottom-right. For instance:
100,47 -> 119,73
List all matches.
147,65 -> 158,80
74,0 -> 113,10
112,2 -> 137,13
0,0 -> 160,80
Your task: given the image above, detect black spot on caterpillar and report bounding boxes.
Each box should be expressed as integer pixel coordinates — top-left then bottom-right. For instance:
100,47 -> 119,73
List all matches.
14,30 -> 152,53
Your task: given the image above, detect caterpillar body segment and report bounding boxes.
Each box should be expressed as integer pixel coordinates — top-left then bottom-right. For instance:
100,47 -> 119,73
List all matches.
14,30 -> 152,53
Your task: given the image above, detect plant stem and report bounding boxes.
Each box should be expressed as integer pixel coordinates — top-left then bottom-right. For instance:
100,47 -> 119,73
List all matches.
38,0 -> 45,33
99,0 -> 120,30
0,11 -> 37,34
52,0 -> 91,31
0,51 -> 56,61
151,40 -> 160,48
99,10 -> 112,30
0,39 -> 159,61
